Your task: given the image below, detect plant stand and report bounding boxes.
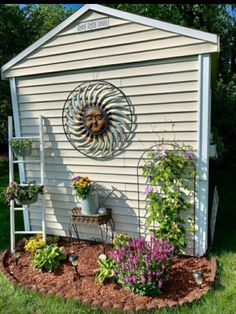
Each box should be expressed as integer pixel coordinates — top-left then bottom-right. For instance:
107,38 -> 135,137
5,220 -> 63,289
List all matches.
68,207 -> 115,251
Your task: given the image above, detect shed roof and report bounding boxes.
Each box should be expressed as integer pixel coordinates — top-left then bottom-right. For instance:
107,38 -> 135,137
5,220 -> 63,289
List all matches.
1,4 -> 220,79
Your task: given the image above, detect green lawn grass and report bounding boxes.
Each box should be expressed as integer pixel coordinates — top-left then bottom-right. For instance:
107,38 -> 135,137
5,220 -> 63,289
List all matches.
0,160 -> 236,314
0,161 -> 24,251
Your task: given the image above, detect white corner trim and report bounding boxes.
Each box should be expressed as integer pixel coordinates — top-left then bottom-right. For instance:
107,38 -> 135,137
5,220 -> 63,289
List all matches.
9,78 -> 30,231
195,54 -> 211,256
1,4 -> 219,78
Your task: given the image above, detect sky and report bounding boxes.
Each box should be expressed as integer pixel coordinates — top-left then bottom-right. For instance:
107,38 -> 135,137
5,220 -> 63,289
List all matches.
18,4 -> 83,11
64,4 -> 83,11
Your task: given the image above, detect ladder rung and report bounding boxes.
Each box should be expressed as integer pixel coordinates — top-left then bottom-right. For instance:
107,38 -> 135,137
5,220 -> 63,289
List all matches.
14,207 -> 24,211
14,231 -> 43,235
15,183 -> 43,186
13,160 -> 41,164
12,136 -> 40,140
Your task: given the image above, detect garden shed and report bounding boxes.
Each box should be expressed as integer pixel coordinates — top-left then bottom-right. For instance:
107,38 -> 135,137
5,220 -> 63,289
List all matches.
1,4 -> 219,256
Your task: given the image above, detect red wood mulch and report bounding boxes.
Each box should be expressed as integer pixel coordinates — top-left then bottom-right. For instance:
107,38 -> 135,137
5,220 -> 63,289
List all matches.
2,240 -> 216,312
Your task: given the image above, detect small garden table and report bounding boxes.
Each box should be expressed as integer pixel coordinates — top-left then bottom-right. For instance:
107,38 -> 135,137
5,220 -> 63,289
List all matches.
68,207 -> 115,247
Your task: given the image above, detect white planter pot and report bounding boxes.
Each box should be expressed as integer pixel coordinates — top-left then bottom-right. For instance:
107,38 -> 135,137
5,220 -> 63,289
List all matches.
80,190 -> 99,215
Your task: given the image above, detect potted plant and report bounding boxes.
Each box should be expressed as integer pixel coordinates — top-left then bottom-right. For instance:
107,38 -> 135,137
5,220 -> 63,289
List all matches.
72,175 -> 98,215
11,138 -> 33,157
4,181 -> 44,205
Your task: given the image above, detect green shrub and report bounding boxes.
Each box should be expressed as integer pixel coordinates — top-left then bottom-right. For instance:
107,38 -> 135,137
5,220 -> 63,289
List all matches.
25,234 -> 46,253
31,243 -> 66,272
112,233 -> 130,249
11,138 -> 32,148
46,235 -> 60,244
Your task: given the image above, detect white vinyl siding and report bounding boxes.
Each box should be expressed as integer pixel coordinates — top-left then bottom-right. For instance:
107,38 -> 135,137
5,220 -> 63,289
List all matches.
15,54 -> 198,254
4,10 -> 217,79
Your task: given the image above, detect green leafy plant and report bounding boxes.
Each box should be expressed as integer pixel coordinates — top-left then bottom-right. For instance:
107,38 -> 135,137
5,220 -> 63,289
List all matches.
46,235 -> 60,244
11,138 -> 32,148
3,180 -> 44,205
95,256 -> 116,284
142,143 -> 196,252
112,236 -> 175,296
25,234 -> 46,253
31,243 -> 66,272
112,233 -> 130,250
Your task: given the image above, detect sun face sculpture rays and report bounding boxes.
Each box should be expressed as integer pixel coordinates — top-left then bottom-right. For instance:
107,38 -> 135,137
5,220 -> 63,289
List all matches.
62,81 -> 133,158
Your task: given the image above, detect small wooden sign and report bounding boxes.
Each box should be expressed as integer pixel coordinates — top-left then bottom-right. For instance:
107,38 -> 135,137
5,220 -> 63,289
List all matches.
210,186 -> 219,244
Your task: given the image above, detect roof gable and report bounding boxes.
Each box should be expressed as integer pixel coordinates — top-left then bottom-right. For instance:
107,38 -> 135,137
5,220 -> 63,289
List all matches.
1,4 -> 219,78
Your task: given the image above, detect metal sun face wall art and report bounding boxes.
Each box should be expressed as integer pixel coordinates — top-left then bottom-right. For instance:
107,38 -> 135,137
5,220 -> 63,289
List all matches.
62,81 -> 133,158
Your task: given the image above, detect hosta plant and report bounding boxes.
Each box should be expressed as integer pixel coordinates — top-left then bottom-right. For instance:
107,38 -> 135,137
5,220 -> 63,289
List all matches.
95,256 -> 116,284
112,237 -> 175,296
31,243 -> 66,272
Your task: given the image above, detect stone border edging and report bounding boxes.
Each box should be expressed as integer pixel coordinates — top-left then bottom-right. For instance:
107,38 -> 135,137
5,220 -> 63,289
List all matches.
0,249 -> 217,313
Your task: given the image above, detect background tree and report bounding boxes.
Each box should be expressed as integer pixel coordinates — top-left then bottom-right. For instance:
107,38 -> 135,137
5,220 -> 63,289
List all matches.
0,5 -> 29,151
0,4 -> 72,153
1,4 -> 235,165
106,4 -> 236,165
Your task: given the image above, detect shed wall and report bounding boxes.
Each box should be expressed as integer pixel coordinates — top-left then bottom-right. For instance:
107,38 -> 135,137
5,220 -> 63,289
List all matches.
16,55 -> 198,254
10,9 -> 212,254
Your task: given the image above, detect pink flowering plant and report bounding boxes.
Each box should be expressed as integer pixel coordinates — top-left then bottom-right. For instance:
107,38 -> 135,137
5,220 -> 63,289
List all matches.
112,236 -> 175,296
142,143 -> 196,252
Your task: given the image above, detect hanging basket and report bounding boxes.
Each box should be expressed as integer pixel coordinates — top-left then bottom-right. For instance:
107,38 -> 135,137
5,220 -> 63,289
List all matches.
15,193 -> 39,205
12,146 -> 32,158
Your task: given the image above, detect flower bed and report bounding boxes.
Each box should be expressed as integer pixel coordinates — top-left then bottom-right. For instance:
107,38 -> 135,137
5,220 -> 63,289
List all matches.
0,240 -> 216,312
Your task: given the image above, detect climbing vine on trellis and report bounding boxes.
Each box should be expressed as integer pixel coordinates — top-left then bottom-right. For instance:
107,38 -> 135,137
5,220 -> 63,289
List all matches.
141,142 -> 196,253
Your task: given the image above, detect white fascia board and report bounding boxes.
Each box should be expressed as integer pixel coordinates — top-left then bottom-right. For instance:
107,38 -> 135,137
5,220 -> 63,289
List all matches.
1,3 -> 219,78
91,4 -> 219,44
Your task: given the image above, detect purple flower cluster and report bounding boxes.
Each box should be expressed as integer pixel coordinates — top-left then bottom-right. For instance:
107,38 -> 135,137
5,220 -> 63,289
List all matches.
184,150 -> 193,158
72,175 -> 81,180
72,175 -> 91,183
153,145 -> 167,158
112,236 -> 175,296
143,185 -> 153,195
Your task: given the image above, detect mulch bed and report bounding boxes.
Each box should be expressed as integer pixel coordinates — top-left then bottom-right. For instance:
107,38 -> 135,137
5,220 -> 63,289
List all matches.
0,240 -> 216,312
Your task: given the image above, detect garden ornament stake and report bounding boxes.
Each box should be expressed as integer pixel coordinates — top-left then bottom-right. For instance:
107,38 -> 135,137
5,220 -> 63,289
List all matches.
193,271 -> 203,287
69,253 -> 79,280
12,247 -> 20,266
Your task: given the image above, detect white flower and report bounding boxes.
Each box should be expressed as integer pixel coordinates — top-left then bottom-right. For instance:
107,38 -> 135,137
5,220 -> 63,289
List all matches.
98,254 -> 107,260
